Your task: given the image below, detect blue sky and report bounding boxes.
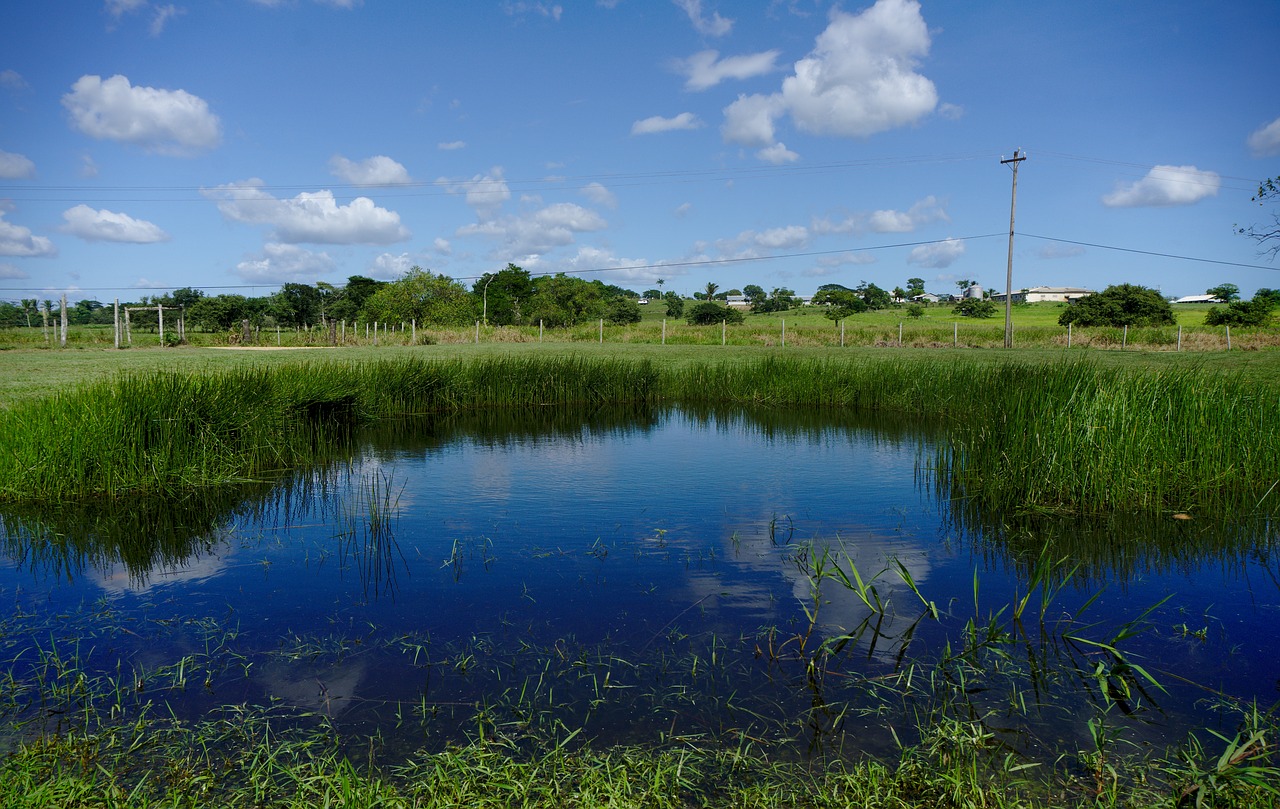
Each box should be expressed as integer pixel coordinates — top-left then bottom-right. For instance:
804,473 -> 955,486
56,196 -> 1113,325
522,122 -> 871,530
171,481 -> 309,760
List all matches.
1,0 -> 1278,303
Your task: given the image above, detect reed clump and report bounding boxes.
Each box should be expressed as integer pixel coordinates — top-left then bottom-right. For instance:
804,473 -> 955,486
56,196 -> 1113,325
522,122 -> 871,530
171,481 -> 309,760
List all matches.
1,354 -> 1275,514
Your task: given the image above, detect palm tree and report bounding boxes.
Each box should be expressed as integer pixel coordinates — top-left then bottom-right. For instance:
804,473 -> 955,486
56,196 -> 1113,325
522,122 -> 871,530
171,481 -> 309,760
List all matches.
704,281 -> 720,302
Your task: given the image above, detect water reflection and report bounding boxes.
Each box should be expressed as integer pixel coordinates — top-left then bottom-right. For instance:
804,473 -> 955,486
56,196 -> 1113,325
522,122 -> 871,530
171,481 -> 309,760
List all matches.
0,404 -> 1276,764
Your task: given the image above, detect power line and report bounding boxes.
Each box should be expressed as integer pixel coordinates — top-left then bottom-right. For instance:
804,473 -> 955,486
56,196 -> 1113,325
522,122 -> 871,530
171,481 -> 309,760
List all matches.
1019,233 -> 1280,272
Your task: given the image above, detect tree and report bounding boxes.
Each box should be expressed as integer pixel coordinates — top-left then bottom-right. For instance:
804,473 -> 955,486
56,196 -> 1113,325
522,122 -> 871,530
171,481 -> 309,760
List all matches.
1204,294 -> 1277,326
685,301 -> 743,325
1237,176 -> 1280,259
663,291 -> 684,318
892,286 -> 908,302
812,287 -> 867,320
703,282 -> 720,301
742,284 -> 767,307
906,277 -> 926,296
643,289 -> 662,300
751,287 -> 798,314
855,281 -> 893,310
605,296 -> 642,325
953,298 -> 997,318
1205,283 -> 1240,302
474,264 -> 532,326
1057,284 -> 1174,328
955,279 -> 974,291
906,304 -> 924,319
525,273 -> 606,327
363,267 -> 475,326
268,283 -> 323,328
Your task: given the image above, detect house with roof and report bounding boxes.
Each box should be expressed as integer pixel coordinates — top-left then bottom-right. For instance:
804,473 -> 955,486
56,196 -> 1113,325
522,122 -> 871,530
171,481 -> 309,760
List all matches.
1172,294 -> 1223,304
989,286 -> 1095,304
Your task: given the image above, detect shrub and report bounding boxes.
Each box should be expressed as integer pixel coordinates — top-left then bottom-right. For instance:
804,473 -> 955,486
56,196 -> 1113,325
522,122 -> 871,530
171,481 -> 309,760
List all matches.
1058,284 -> 1174,328
1204,298 -> 1275,327
685,302 -> 744,326
952,298 -> 997,318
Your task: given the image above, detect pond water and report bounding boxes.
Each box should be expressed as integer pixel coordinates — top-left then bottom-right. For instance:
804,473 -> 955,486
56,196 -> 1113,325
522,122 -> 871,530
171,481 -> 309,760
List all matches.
1,406 -> 1277,765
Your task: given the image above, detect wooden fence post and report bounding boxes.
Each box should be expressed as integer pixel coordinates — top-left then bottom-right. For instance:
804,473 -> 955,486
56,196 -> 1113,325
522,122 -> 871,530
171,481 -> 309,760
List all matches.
114,299 -> 120,349
1226,325 -> 1231,351
1122,324 -> 1127,350
662,319 -> 666,345
599,318 -> 603,344
898,321 -> 903,347
780,318 -> 785,348
953,322 -> 957,348
61,294 -> 69,347
1177,325 -> 1182,352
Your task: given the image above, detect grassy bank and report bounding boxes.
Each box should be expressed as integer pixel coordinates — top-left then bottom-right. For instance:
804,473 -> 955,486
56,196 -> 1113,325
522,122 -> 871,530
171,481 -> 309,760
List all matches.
1,353 -> 1276,514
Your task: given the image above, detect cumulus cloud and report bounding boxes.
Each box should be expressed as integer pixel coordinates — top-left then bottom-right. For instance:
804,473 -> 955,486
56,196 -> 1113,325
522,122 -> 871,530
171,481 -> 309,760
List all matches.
722,0 -> 937,151
457,201 -> 607,257
811,195 -> 948,235
1102,165 -> 1221,207
674,0 -> 731,36
674,49 -> 780,91
106,0 -> 147,19
674,202 -> 693,217
440,168 -> 511,218
502,2 -> 563,20
61,204 -> 169,243
234,243 -> 336,283
631,112 -> 704,135
369,252 -> 413,280
0,211 -> 56,257
753,225 -> 808,250
150,4 -> 183,35
580,181 -> 617,208
203,179 -> 410,244
62,74 -> 221,155
1247,117 -> 1280,157
433,237 -> 451,254
438,140 -> 466,150
0,262 -> 29,279
329,154 -> 412,186
906,237 -> 965,269
0,149 -> 36,179
757,143 -> 799,164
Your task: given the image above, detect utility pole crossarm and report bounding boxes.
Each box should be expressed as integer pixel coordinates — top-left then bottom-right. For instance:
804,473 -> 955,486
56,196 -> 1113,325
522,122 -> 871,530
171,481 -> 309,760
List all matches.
1001,150 -> 1026,349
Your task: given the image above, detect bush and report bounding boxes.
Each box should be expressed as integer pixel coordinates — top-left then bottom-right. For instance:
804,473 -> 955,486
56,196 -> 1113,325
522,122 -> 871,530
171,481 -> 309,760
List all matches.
685,302 -> 744,326
1204,298 -> 1275,327
605,297 -> 642,325
952,298 -> 997,318
1058,284 -> 1174,328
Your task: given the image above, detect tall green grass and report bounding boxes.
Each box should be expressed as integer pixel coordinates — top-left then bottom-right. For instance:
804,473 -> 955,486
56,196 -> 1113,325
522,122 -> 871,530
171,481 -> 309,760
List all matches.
1,354 -> 1276,514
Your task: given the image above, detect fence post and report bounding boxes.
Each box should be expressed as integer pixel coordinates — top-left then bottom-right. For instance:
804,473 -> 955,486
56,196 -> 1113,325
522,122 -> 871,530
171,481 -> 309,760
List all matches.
277,325 -> 281,346
539,319 -> 543,342
158,303 -> 164,347
722,319 -> 726,346
662,319 -> 666,345
840,319 -> 845,347
898,322 -> 903,347
599,318 -> 603,344
114,299 -> 120,349
411,319 -> 416,345
476,320 -> 480,344
60,294 -> 69,347
1122,324 -> 1127,350
1226,325 -> 1231,351
781,318 -> 785,348
1177,325 -> 1182,351
953,322 -> 957,348
1067,322 -> 1072,348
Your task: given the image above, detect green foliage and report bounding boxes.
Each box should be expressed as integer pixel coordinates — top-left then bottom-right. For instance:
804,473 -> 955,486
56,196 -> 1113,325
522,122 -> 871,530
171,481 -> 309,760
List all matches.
476,264 -> 533,326
524,273 -> 606,327
750,287 -> 798,314
1204,297 -> 1276,327
812,288 -> 868,321
327,275 -> 386,322
1206,283 -> 1240,302
1058,283 -> 1175,328
363,267 -> 475,326
663,291 -> 684,318
187,294 -> 260,331
685,301 -> 744,325
905,304 -> 924,319
952,298 -> 997,318
855,281 -> 893,310
742,284 -> 766,307
269,283 -> 323,328
605,296 -> 642,325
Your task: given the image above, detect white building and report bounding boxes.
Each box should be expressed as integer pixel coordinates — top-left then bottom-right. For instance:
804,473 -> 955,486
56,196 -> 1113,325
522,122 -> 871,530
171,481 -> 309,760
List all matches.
1172,294 -> 1223,304
990,286 -> 1094,303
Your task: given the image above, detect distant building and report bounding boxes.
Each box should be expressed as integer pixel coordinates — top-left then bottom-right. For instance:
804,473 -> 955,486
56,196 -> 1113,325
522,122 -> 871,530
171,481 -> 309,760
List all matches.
911,292 -> 941,304
962,284 -> 984,300
990,286 -> 1095,304
1172,294 -> 1223,304
725,295 -> 751,309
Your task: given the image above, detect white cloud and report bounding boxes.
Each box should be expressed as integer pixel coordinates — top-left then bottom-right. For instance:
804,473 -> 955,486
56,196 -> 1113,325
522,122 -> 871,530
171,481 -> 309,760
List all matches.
1247,117 -> 1280,157
0,262 -> 29,279
674,0 -> 731,36
440,168 -> 511,218
580,181 -> 617,208
756,142 -> 799,164
937,102 -> 964,120
433,237 -> 452,254
631,112 -> 704,135
62,74 -> 221,155
674,49 -> 780,91
106,0 -> 147,19
0,70 -> 29,92
754,225 -> 808,250
80,153 -> 100,178
369,252 -> 413,280
329,154 -> 412,186
674,202 -> 692,217
438,140 -> 466,150
457,201 -> 607,257
1102,165 -> 1221,207
203,179 -> 410,244
0,211 -> 56,257
0,150 -> 36,179
907,237 -> 965,269
150,4 -> 183,35
234,243 -> 336,283
722,0 -> 937,151
812,195 -> 948,235
502,1 -> 563,20
61,205 -> 169,243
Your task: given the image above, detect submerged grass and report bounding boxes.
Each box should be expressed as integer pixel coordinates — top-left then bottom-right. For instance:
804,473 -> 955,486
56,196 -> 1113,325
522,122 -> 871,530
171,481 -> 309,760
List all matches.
1,353 -> 1276,514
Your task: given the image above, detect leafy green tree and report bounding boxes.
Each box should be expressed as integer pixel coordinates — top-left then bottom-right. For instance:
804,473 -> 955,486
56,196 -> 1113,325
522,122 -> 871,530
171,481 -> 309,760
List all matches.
643,289 -> 662,300
855,281 -> 893,310
703,281 -> 720,301
329,275 -> 385,322
751,287 -> 798,313
1204,296 -> 1276,326
906,304 -> 925,319
892,286 -> 908,302
1254,288 -> 1280,307
953,298 -> 997,318
363,267 -> 475,326
268,283 -> 323,328
170,287 -> 205,310
1057,284 -> 1174,328
605,296 -> 642,325
663,291 -> 684,318
812,287 -> 867,320
475,264 -> 533,325
1205,283 -> 1240,302
188,294 -> 257,331
20,299 -> 37,327
525,273 -> 606,327
0,302 -> 25,327
742,284 -> 766,307
685,301 -> 743,325
906,277 -> 926,296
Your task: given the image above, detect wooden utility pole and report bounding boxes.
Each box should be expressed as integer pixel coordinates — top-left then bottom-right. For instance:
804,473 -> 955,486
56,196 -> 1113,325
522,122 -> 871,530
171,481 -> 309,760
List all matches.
1001,150 -> 1026,348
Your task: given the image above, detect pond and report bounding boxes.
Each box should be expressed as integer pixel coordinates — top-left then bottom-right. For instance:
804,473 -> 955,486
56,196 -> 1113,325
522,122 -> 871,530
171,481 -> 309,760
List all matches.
1,405 -> 1277,769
